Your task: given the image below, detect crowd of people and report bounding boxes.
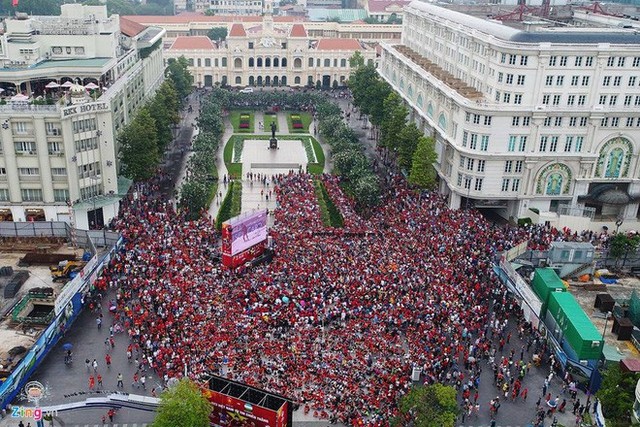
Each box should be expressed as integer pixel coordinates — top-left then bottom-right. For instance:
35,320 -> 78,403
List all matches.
86,159 -> 606,426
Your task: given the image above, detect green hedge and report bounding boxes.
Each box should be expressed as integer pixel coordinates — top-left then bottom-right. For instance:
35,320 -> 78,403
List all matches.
216,181 -> 242,230
314,180 -> 344,228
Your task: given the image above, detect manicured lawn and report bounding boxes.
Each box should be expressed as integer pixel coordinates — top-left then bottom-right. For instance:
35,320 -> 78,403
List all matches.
215,181 -> 242,230
263,112 -> 278,132
286,111 -> 312,133
314,179 -> 344,227
223,135 -> 243,179
230,111 -> 255,133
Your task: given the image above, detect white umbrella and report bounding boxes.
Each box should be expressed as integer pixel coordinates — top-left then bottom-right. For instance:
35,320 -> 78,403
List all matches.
60,81 -> 73,88
85,82 -> 99,90
45,81 -> 60,89
0,88 -> 5,93
10,93 -> 28,101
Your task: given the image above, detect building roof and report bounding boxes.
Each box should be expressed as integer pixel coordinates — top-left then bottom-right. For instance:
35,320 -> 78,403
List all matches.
169,36 -> 216,50
307,8 -> 368,22
122,14 -> 304,24
289,23 -> 307,37
28,58 -> 113,70
315,38 -> 362,50
119,16 -> 146,37
549,292 -> 603,342
229,23 -> 247,37
367,0 -> 410,13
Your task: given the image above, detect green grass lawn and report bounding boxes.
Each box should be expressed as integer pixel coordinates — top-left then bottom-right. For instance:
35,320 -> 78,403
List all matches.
229,111 -> 255,133
262,112 -> 278,132
314,179 -> 344,227
223,135 -> 243,179
286,111 -> 313,133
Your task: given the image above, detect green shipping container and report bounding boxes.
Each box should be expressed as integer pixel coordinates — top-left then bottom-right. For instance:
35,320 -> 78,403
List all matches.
548,292 -> 604,360
532,268 -> 566,315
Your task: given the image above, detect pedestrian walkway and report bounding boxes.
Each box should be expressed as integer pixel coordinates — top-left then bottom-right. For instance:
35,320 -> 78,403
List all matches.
206,121 -> 233,220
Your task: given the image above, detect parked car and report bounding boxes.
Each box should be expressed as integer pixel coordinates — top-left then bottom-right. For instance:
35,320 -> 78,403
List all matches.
239,87 -> 254,93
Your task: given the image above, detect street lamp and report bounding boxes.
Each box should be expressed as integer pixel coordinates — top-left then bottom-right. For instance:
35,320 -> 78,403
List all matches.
615,218 -> 624,234
602,311 -> 612,340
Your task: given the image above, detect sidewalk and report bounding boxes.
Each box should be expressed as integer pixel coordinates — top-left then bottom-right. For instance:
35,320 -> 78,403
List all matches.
206,120 -> 233,220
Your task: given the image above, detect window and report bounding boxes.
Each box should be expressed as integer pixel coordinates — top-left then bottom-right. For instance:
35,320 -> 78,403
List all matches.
626,117 -> 634,127
636,96 -> 640,106
601,117 -> 609,127
549,136 -> 558,152
560,56 -> 568,66
545,75 -> 553,86
205,58 -> 211,67
578,95 -> 586,106
514,94 -> 522,104
464,176 -> 472,190
580,117 -> 588,127
459,156 -> 465,168
21,188 -> 42,201
553,95 -> 561,106
495,91 -> 501,102
575,56 -> 583,66
543,117 -> 552,127
549,56 -> 557,66
0,189 -> 8,201
18,168 -> 39,176
612,117 -> 620,127
473,114 -> 480,124
607,57 -> 615,67
54,189 -> 69,202
504,160 -> 513,173
51,168 -> 66,176
520,56 -> 528,66
48,141 -> 62,154
618,57 -> 626,67
517,75 -> 525,85
474,178 -> 483,191
506,74 -> 513,84
585,57 -> 594,66
512,178 -> 520,192
569,117 -> 577,127
14,141 -> 36,153
603,76 -> 611,86
14,122 -> 28,134
614,76 -> 622,86
629,76 -> 636,86
457,173 -> 463,186
522,117 -> 530,126
571,76 -> 579,86
466,158 -> 474,171
515,160 -> 523,173
500,53 -> 506,63
610,95 -> 618,106
221,57 -> 227,67
462,131 -> 468,147
575,136 -> 584,152
484,116 -> 492,125
564,136 -> 573,152
477,160 -> 485,172
625,95 -> 633,106
599,95 -> 607,105
519,136 -> 527,152
539,136 -> 548,152
503,93 -> 510,103
469,134 -> 478,150
512,117 -> 520,126
71,118 -> 96,133
556,76 -> 564,86
542,94 -> 550,105
501,178 -> 510,192
508,136 -> 516,151
554,117 -> 563,126
634,57 -> 640,67
480,135 -> 489,151
582,76 -> 590,86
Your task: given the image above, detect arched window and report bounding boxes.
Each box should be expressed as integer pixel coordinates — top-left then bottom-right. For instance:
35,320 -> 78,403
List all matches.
340,58 -> 346,67
324,58 -> 330,67
438,113 -> 447,130
308,57 -> 314,67
249,76 -> 255,86
294,76 -> 300,85
221,57 -> 227,67
595,137 -> 634,178
273,57 -> 280,67
265,57 -> 271,67
294,58 -> 302,68
235,76 -> 241,85
265,76 -> 271,86
535,163 -> 572,195
234,58 -> 242,68
257,57 -> 263,67
281,58 -> 287,67
282,76 -> 287,85
273,76 -> 279,86
416,94 -> 423,109
407,84 -> 413,97
426,103 -> 434,118
392,71 -> 397,84
249,58 -> 254,67
257,76 -> 263,86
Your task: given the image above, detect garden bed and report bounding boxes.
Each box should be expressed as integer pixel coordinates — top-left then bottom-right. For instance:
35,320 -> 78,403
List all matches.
230,111 -> 254,133
286,112 -> 312,133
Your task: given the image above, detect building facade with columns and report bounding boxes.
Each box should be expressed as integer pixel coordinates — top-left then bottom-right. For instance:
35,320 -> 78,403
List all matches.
165,15 -> 376,88
0,4 -> 165,229
379,1 -> 640,229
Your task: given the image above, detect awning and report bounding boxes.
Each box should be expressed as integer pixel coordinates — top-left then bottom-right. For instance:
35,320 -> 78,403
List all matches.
578,184 -> 640,205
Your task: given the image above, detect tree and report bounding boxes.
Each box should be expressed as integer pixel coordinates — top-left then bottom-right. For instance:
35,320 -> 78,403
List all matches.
166,57 -> 193,103
118,108 -> 159,181
349,51 -> 365,69
353,174 -> 380,208
151,379 -> 211,427
207,27 -> 228,41
394,384 -> 458,427
179,181 -> 210,219
608,232 -> 640,266
396,123 -> 423,171
148,81 -> 180,152
597,364 -> 640,427
1,0 -> 62,15
380,92 -> 408,149
409,136 -> 438,189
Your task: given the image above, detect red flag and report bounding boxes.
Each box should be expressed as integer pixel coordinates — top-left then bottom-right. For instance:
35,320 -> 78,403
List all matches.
12,0 -> 18,7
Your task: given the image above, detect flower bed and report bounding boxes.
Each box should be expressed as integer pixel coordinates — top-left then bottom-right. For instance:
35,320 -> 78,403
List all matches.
239,113 -> 250,129
291,113 -> 304,130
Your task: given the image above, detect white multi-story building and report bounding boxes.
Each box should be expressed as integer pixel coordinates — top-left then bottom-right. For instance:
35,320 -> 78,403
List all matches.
210,0 -> 264,15
165,13 -> 376,88
0,4 -> 165,229
379,1 -> 640,230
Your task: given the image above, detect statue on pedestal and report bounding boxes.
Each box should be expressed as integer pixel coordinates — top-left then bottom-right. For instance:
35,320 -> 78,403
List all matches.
269,121 -> 278,149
